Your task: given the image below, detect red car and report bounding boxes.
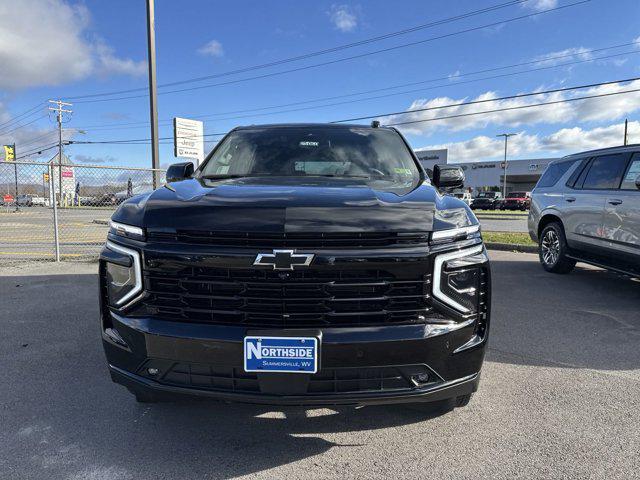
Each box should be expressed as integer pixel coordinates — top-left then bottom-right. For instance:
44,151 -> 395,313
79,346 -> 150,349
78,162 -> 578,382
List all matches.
502,191 -> 531,211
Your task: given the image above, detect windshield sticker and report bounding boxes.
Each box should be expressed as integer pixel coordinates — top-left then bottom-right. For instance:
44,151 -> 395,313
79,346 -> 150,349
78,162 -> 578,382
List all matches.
299,141 -> 319,147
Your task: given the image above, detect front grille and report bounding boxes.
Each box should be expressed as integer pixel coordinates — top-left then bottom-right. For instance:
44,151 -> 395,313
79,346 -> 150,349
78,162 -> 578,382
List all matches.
146,230 -> 429,248
137,267 -> 433,328
147,361 -> 437,395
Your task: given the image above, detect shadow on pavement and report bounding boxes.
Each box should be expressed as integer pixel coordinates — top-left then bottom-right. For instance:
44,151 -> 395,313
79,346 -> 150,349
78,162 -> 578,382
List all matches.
2,255 -> 639,478
0,272 -> 447,479
487,254 -> 640,372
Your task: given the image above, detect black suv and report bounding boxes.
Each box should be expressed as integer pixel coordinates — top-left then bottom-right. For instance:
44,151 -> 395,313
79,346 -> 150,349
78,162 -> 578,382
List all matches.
100,124 -> 490,409
471,191 -> 503,210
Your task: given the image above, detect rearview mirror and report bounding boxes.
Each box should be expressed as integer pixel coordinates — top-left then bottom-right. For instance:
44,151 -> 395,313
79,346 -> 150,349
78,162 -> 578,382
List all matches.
166,162 -> 194,183
433,164 -> 465,190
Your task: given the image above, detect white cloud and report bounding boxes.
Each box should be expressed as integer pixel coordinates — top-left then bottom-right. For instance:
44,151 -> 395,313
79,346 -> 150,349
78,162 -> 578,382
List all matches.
417,121 -> 640,161
95,42 -> 146,77
448,70 -> 461,81
522,0 -> 557,11
198,40 -> 224,58
0,0 -> 146,89
327,4 -> 358,32
533,47 -> 593,67
385,80 -> 640,136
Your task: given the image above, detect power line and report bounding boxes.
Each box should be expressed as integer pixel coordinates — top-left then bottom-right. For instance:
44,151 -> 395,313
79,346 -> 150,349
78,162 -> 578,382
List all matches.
70,132 -> 228,144
16,130 -> 58,148
55,78 -> 640,146
196,43 -> 640,119
71,0 -> 590,104
387,88 -> 640,127
195,50 -> 640,123
13,84 -> 640,154
0,103 -> 45,131
63,0 -> 535,101
332,76 -> 640,123
69,42 -> 640,131
13,142 -> 61,160
0,115 -> 48,136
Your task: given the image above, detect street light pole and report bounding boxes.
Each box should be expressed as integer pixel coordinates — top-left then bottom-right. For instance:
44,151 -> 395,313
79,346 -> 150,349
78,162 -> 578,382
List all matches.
146,0 -> 160,189
496,133 -> 517,198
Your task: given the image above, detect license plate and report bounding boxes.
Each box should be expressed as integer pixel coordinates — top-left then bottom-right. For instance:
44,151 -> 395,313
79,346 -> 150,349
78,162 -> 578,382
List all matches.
244,336 -> 318,374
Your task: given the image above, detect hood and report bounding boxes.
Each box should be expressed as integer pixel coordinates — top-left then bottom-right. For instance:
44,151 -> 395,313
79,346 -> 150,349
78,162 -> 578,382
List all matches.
112,177 -> 476,233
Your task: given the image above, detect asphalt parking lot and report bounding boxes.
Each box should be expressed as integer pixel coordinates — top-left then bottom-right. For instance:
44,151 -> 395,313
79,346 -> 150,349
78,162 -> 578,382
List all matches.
1,251 -> 639,479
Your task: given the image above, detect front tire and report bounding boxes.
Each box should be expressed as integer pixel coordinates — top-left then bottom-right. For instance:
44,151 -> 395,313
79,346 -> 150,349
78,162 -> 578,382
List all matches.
539,222 -> 576,274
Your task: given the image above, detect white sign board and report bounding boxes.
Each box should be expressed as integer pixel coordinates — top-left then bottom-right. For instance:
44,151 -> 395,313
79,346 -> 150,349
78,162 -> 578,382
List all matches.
173,117 -> 204,165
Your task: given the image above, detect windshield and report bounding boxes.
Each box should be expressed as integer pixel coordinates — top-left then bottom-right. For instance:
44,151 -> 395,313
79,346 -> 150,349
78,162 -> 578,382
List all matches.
476,192 -> 496,198
200,127 -> 420,189
507,192 -> 526,198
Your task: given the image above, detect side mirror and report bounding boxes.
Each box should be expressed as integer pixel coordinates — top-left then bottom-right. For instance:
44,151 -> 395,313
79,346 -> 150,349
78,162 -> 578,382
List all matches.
433,164 -> 465,190
166,162 -> 194,183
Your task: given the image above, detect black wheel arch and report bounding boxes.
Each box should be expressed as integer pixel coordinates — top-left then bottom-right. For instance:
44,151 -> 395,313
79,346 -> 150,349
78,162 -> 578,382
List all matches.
537,214 -> 564,239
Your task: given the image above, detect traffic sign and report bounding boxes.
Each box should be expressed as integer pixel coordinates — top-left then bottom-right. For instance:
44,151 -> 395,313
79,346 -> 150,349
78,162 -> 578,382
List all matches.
173,117 -> 204,165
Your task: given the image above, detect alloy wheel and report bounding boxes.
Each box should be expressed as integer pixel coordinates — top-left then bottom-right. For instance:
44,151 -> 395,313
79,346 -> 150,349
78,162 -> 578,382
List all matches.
541,229 -> 560,266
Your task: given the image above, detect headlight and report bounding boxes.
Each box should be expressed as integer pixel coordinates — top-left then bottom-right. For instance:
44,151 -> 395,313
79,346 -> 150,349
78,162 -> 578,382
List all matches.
109,221 -> 145,240
431,224 -> 480,243
104,241 -> 142,307
433,245 -> 488,314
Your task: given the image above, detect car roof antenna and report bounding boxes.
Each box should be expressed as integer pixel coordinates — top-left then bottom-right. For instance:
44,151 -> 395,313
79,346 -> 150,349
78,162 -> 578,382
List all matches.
371,120 -> 381,128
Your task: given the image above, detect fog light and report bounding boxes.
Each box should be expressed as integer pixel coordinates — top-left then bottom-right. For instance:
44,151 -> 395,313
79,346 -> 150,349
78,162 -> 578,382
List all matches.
147,368 -> 159,376
411,373 -> 430,386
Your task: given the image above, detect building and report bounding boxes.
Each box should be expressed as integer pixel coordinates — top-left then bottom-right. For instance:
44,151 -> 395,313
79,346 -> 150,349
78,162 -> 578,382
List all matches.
415,149 -> 558,193
48,152 -> 76,204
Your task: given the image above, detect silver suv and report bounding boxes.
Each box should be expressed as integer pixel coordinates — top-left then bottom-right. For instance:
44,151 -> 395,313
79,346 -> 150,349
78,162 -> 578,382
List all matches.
529,145 -> 640,275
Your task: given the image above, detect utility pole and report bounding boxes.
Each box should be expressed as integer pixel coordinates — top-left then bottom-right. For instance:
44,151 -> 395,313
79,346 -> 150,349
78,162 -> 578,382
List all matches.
146,0 -> 160,188
496,133 -> 517,198
48,100 -> 71,262
48,100 -> 72,205
624,119 -> 628,146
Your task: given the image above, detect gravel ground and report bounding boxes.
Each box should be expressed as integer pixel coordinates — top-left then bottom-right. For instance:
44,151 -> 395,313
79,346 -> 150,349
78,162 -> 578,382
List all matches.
1,252 -> 639,480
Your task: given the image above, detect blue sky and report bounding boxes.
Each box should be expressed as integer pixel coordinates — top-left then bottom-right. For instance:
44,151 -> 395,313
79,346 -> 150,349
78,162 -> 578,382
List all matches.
1,0 -> 639,168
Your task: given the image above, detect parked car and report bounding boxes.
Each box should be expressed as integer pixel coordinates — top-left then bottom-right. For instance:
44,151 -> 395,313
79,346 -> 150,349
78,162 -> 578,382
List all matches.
100,123 -> 491,408
529,145 -> 640,275
29,196 -> 48,206
502,191 -> 531,211
86,193 -> 118,206
16,194 -> 47,207
470,191 -> 503,210
15,194 -> 34,206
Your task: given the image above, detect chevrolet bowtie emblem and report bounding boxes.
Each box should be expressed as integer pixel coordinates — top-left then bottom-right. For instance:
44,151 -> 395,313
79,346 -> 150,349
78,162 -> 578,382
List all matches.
253,250 -> 315,270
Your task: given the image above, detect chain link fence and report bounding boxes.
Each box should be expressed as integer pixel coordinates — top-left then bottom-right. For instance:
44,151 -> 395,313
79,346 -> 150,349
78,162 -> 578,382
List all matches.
0,160 -> 165,265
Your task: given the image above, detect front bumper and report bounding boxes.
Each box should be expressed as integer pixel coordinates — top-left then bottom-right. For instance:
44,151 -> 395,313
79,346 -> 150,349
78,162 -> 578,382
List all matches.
103,313 -> 487,406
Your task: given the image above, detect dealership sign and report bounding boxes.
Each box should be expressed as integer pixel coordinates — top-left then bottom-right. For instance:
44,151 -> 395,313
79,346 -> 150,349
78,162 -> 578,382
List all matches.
173,117 -> 204,165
